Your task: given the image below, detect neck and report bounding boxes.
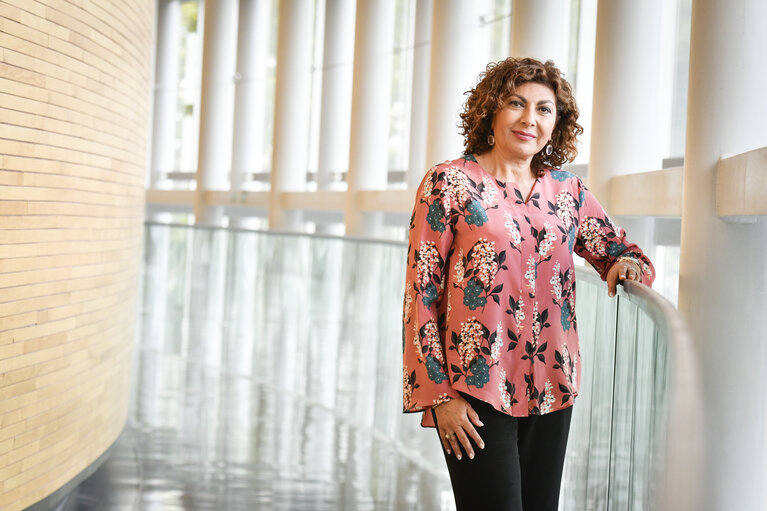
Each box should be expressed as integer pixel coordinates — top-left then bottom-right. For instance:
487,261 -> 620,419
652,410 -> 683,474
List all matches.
476,148 -> 536,182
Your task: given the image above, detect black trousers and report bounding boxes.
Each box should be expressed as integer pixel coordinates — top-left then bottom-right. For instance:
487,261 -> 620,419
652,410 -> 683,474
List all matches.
433,393 -> 573,511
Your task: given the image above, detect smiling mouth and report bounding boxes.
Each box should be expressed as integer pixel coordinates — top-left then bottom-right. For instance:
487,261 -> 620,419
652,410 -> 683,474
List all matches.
512,130 -> 536,140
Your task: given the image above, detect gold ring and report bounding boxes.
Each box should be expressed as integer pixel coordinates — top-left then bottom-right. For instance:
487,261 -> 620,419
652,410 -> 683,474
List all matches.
444,432 -> 454,440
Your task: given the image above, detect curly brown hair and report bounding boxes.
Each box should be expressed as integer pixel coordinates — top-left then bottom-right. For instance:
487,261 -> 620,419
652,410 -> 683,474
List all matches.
460,57 -> 583,177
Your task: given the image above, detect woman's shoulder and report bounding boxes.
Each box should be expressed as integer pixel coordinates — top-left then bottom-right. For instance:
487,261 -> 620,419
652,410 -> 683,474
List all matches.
544,167 -> 581,184
426,155 -> 483,183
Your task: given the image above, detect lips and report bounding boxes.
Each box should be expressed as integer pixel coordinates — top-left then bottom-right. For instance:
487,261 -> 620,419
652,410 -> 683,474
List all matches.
512,130 -> 536,141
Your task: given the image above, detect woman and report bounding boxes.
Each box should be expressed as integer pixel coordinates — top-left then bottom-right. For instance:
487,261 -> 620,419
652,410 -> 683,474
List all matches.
402,57 -> 654,510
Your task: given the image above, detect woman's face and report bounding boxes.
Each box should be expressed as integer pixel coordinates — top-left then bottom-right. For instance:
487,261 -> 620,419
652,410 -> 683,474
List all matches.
490,81 -> 557,162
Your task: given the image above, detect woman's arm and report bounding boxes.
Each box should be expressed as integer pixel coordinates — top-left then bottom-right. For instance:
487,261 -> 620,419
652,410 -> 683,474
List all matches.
403,164 -> 461,414
572,177 -> 656,292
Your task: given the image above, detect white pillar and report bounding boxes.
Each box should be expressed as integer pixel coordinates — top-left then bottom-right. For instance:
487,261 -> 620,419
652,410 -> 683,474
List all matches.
317,0 -> 356,191
588,0 -> 666,209
268,0 -> 315,230
194,0 -> 238,225
678,1 -> 767,509
231,0 -> 272,191
406,0 -> 433,189
510,0 -> 571,73
150,0 -> 181,188
571,0 -> 597,165
425,0 -> 475,167
344,0 -> 395,236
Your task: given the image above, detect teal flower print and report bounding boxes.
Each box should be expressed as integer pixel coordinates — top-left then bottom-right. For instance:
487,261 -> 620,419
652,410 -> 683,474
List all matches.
465,199 -> 488,226
463,278 -> 487,310
550,170 -> 574,182
465,357 -> 490,388
426,201 -> 446,232
567,225 -> 576,252
422,282 -> 438,308
560,300 -> 571,331
425,354 -> 448,383
607,241 -> 628,256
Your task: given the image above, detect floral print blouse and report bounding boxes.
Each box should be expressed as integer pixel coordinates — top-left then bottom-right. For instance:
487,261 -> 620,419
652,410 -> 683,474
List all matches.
402,156 -> 655,427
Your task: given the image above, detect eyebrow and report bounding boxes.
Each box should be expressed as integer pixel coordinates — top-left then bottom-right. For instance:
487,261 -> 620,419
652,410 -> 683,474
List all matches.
509,93 -> 555,105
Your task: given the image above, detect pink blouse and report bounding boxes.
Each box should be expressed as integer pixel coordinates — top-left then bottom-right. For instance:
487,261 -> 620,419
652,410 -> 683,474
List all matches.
402,156 -> 655,426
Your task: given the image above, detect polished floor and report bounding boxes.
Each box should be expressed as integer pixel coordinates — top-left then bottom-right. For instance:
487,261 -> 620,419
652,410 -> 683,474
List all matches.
59,226 -> 453,510
57,225 -> 673,510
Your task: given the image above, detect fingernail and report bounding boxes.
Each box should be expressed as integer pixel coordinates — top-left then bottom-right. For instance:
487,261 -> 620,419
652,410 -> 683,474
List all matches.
469,452 -> 474,459
456,454 -> 462,460
480,443 -> 485,449
609,292 -> 614,297
446,449 -> 451,454
478,420 -> 484,426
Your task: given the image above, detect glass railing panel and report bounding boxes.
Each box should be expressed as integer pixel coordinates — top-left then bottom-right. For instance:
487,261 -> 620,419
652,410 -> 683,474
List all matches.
122,224 -> 692,510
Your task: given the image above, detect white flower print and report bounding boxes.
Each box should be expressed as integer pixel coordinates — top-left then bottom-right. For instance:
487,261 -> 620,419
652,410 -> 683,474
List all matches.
555,191 -> 576,230
417,241 -> 440,288
499,368 -> 511,411
516,294 -> 526,328
443,167 -> 471,214
403,287 -> 413,320
550,261 -> 562,301
491,323 -> 503,361
459,318 -> 483,369
470,238 -> 498,288
403,367 -> 413,408
577,217 -> 607,257
453,248 -> 465,284
481,176 -> 497,205
540,379 -> 555,414
422,166 -> 436,198
525,255 -> 537,291
538,222 -> 557,259
504,212 -> 522,247
423,320 -> 443,365
412,322 -> 422,360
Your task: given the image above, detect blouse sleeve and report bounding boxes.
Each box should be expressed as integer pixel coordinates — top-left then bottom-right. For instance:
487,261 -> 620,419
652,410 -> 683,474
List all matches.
402,164 -> 460,414
573,177 -> 656,285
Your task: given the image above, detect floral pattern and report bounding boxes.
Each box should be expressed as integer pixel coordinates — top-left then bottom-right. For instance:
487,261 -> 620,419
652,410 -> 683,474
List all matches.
403,156 -> 655,426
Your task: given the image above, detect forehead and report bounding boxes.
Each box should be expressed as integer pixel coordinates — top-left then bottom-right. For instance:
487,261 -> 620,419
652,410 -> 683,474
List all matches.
510,81 -> 556,101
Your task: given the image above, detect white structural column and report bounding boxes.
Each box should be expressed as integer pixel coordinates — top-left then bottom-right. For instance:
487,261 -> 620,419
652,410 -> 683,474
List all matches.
194,0 -> 239,225
268,0 -> 315,230
588,0 -> 669,262
317,0 -> 356,191
510,0 -> 571,72
571,0 -> 596,164
679,1 -> 767,510
406,0 -> 433,189
425,0 -> 475,167
149,0 -> 181,188
344,0 -> 395,236
231,0 -> 272,191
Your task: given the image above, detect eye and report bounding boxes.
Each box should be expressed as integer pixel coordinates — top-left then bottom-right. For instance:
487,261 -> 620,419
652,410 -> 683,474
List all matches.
538,105 -> 553,114
508,99 -> 524,108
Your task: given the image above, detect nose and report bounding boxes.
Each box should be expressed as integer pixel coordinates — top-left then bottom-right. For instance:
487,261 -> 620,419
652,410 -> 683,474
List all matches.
521,105 -> 536,127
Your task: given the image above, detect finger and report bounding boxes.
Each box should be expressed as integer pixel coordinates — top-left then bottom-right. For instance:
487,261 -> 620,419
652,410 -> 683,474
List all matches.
465,407 -> 485,449
448,434 -> 462,460
439,430 -> 452,455
466,405 -> 484,428
607,275 -> 617,297
455,428 -> 475,460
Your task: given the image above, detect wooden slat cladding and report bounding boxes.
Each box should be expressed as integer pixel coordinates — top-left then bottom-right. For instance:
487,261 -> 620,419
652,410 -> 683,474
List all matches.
0,1 -> 152,508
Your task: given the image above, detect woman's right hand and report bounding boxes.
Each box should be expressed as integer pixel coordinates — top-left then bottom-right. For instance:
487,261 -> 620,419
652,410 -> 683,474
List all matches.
434,396 -> 485,460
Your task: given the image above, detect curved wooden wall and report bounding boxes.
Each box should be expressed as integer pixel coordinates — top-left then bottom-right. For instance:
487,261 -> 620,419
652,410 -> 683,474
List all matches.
0,1 -> 152,509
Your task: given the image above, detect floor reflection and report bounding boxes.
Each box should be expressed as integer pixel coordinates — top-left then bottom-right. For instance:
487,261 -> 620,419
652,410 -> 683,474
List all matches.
61,226 -> 453,511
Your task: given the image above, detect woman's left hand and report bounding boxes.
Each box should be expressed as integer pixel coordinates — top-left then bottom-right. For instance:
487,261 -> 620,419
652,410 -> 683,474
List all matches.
606,259 -> 642,297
